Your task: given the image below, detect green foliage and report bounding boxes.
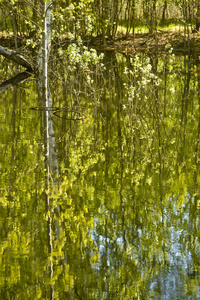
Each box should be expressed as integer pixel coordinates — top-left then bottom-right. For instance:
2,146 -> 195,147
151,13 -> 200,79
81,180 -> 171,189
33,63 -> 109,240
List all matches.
0,0 -> 197,43
123,54 -> 160,103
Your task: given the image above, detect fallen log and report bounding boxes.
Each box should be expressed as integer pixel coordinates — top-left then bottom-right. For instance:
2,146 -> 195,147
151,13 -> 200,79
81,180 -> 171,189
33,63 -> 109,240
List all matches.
0,45 -> 34,71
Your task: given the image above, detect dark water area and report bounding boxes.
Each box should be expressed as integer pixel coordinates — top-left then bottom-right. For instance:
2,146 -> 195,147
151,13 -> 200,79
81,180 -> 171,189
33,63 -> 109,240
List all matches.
1,51 -> 200,299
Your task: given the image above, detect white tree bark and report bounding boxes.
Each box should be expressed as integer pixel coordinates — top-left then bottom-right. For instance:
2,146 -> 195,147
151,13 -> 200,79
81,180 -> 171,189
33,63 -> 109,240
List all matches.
38,1 -> 59,177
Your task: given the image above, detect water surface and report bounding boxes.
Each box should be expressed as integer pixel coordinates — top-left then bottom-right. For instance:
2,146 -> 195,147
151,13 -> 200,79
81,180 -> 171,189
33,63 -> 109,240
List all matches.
1,52 -> 200,299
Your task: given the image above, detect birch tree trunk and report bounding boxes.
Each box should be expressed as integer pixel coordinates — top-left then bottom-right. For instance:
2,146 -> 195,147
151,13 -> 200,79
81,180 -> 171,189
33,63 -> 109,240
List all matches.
38,1 -> 59,177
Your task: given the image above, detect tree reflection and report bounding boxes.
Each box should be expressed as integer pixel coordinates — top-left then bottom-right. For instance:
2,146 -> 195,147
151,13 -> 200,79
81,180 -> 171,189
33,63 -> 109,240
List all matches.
1,52 -> 200,298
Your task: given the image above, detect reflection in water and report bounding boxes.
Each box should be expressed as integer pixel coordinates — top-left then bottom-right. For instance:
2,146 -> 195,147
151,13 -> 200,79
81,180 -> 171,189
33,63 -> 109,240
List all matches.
0,70 -> 32,93
1,53 -> 200,298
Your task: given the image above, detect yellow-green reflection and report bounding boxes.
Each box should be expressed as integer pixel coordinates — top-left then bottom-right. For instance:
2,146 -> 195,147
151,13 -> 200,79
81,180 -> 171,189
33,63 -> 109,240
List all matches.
1,54 -> 200,299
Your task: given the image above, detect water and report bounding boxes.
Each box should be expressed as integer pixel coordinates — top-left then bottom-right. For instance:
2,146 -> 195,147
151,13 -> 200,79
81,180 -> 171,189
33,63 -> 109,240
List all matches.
1,52 -> 200,299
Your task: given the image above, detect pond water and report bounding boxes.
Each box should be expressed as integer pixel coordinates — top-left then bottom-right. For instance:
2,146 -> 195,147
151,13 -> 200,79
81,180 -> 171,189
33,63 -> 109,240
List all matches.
1,51 -> 200,299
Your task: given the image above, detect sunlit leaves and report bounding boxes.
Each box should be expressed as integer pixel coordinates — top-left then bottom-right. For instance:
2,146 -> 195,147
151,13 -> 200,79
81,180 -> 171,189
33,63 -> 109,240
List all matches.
66,43 -> 104,74
123,54 -> 160,102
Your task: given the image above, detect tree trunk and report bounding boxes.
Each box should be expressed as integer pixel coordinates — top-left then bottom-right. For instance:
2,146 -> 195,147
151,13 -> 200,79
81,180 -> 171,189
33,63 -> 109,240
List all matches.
149,0 -> 157,34
102,0 -> 107,46
37,1 -> 59,177
132,0 -> 136,39
126,0 -> 131,36
196,0 -> 200,31
161,0 -> 167,24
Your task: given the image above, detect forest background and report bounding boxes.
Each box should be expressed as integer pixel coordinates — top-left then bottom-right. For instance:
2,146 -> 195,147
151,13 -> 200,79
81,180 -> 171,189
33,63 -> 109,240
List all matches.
0,0 -> 200,58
